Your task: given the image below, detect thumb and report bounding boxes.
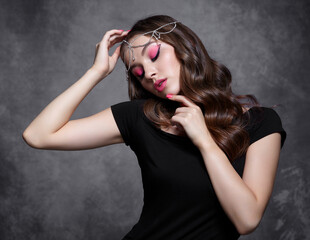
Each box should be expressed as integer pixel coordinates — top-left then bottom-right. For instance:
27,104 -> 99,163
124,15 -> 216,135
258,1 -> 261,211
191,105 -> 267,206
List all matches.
110,45 -> 121,64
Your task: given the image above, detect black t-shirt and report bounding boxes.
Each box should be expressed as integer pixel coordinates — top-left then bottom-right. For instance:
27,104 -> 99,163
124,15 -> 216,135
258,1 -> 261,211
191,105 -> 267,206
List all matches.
111,99 -> 286,240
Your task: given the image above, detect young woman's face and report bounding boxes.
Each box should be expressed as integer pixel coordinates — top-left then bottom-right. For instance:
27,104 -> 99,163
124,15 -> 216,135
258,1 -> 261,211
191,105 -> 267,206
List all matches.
125,35 -> 181,98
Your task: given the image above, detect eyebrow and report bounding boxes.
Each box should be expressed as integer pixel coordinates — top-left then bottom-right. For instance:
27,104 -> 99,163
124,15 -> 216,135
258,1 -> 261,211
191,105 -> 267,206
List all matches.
129,41 -> 157,70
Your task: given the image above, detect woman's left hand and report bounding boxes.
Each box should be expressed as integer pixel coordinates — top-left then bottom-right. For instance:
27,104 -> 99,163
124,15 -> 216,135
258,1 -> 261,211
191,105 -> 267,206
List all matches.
167,94 -> 215,149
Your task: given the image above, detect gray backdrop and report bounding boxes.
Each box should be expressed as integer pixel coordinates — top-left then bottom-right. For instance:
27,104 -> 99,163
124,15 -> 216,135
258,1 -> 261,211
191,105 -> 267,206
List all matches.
1,0 -> 309,239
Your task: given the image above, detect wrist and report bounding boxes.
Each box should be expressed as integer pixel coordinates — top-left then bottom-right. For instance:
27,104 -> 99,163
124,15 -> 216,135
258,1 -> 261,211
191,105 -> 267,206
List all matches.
197,135 -> 219,152
88,66 -> 108,81
198,140 -> 227,166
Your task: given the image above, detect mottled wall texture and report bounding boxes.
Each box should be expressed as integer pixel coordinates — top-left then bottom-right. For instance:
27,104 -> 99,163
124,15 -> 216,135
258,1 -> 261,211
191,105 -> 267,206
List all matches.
0,0 -> 309,239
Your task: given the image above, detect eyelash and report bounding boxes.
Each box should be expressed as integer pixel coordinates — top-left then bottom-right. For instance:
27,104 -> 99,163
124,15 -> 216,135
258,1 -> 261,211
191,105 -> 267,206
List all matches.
134,44 -> 161,80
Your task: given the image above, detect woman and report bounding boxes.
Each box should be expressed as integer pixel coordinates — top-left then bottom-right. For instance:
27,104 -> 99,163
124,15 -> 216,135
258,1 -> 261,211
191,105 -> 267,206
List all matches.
23,15 -> 286,239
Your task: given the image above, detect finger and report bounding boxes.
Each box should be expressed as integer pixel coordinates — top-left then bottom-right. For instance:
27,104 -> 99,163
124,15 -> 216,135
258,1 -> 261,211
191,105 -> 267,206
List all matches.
106,31 -> 129,51
171,114 -> 187,127
170,116 -> 185,129
166,94 -> 198,108
109,31 -> 128,43
172,122 -> 185,132
102,29 -> 124,42
174,107 -> 191,114
103,29 -> 124,38
172,112 -> 189,120
108,34 -> 128,49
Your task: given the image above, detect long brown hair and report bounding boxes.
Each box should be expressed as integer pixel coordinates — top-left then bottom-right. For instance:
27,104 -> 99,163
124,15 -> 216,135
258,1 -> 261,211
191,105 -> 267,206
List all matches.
120,15 -> 260,162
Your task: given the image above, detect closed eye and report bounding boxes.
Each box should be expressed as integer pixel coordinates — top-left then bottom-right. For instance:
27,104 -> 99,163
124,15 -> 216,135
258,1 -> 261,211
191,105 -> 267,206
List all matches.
149,44 -> 161,62
131,43 -> 161,80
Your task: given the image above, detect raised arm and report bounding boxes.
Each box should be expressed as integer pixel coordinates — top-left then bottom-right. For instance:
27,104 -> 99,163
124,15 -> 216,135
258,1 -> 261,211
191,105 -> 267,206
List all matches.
22,29 -> 129,150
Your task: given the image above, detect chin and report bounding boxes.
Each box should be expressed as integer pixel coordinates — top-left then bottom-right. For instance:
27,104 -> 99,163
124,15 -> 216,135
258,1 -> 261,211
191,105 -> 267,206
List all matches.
169,88 -> 181,95
152,87 -> 180,99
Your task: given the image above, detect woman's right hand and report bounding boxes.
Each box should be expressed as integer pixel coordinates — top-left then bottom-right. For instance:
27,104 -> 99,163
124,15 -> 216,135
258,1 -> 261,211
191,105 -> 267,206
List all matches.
91,29 -> 129,79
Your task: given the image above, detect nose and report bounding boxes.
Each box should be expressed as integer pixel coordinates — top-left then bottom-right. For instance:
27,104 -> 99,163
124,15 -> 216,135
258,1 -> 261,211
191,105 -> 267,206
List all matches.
143,63 -> 157,81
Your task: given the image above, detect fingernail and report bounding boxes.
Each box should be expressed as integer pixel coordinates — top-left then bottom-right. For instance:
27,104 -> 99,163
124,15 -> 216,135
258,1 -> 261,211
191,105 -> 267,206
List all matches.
119,29 -> 124,31
166,94 -> 173,99
127,29 -> 131,32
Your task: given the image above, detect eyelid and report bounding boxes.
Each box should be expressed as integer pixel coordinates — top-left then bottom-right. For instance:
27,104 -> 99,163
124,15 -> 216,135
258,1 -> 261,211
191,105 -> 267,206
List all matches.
130,42 -> 160,79
148,43 -> 161,61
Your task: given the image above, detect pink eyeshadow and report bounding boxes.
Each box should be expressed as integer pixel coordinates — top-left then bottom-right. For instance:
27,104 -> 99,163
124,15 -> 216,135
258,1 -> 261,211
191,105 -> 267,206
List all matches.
133,67 -> 143,76
148,44 -> 159,59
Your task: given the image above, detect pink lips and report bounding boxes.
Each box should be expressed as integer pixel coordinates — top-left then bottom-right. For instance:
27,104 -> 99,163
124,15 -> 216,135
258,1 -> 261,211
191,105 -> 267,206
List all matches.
154,78 -> 167,92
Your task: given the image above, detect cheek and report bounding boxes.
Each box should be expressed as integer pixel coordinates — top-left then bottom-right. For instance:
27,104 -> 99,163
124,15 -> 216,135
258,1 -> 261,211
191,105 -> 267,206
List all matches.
160,51 -> 180,73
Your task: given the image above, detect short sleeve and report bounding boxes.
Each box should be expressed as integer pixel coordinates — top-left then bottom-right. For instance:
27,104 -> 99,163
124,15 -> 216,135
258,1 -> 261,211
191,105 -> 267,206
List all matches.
110,99 -> 144,146
249,107 -> 287,148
